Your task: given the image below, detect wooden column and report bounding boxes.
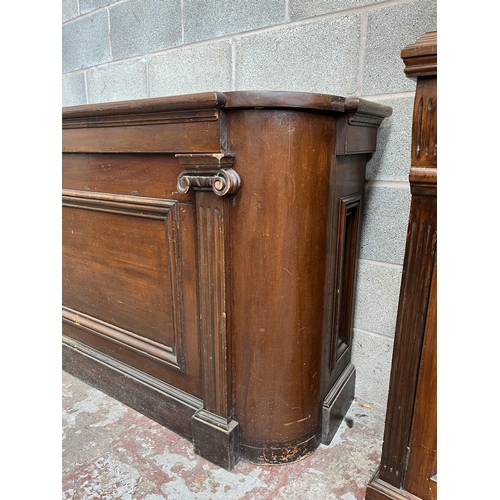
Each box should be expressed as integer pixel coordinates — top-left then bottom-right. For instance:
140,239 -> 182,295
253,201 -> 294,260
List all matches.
365,30 -> 437,500
176,153 -> 240,470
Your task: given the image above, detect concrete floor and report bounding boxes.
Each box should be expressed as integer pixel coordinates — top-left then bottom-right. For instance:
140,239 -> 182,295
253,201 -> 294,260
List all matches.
62,370 -> 386,500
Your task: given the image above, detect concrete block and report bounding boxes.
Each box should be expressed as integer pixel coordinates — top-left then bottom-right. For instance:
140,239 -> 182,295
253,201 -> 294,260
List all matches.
62,0 -> 79,22
359,185 -> 411,265
80,0 -> 116,15
363,0 -> 437,95
110,0 -> 182,60
62,11 -> 111,72
353,259 -> 402,337
149,42 -> 232,98
351,328 -> 393,406
290,0 -> 384,21
235,16 -> 361,95
87,59 -> 148,103
62,73 -> 87,107
183,0 -> 285,43
365,95 -> 414,181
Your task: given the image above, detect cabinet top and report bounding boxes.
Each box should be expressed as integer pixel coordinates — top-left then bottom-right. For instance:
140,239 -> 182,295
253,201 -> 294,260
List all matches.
401,30 -> 437,77
62,90 -> 391,121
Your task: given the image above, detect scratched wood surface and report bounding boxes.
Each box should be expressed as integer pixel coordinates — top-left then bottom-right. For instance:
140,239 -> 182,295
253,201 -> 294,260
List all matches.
365,31 -> 437,500
62,90 -> 390,469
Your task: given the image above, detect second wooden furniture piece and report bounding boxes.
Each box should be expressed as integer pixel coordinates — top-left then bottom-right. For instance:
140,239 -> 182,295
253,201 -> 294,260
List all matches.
365,31 -> 437,500
62,90 -> 391,469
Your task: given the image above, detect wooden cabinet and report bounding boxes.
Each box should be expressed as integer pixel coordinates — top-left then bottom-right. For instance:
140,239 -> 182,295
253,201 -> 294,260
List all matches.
365,31 -> 437,499
62,91 -> 391,470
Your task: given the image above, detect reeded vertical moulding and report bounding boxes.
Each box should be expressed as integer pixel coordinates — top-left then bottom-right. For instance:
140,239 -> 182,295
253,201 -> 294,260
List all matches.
365,30 -> 437,500
62,90 -> 391,470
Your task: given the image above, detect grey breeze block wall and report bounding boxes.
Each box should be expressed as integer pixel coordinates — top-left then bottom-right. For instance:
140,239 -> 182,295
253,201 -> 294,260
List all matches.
62,0 -> 437,408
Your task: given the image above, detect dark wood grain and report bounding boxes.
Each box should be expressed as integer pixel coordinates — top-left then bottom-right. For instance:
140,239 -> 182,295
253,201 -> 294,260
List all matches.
62,336 -> 203,441
404,257 -> 437,498
400,31 -> 437,78
364,475 -> 424,500
378,194 -> 436,485
195,192 -> 232,418
62,90 -> 390,469
192,410 -> 240,470
411,78 -> 437,169
62,190 -> 201,395
322,154 -> 367,394
62,153 -> 194,201
227,109 -> 333,457
62,91 -> 227,119
321,362 -> 356,444
63,118 -> 223,153
62,193 -> 181,355
366,30 -> 437,500
63,90 -> 392,117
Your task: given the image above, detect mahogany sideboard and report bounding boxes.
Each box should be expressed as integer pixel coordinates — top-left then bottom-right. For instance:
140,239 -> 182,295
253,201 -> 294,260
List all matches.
365,31 -> 437,499
62,91 -> 391,469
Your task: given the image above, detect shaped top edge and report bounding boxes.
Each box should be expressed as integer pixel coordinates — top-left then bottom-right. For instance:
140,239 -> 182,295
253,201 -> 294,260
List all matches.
62,90 -> 392,119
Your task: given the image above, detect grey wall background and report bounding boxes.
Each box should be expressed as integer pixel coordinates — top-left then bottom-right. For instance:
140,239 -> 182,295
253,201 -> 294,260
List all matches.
62,0 -> 437,408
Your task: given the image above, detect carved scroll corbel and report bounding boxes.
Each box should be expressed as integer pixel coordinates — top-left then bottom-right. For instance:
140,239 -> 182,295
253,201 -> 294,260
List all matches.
176,153 -> 240,196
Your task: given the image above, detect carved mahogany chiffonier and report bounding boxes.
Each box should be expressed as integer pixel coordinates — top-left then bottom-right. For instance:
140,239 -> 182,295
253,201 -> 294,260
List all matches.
62,91 -> 391,469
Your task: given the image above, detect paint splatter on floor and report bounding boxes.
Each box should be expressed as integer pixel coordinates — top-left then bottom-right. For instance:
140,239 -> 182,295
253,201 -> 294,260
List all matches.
62,371 -> 385,499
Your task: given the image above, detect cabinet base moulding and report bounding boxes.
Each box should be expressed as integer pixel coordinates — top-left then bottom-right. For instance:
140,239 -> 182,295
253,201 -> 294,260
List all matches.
191,410 -> 240,470
365,474 -> 426,500
321,363 -> 356,445
62,336 -> 202,441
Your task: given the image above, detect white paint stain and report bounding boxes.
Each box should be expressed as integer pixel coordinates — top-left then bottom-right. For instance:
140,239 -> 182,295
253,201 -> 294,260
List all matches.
62,388 -> 107,427
153,447 -> 268,499
62,387 -> 127,429
62,454 -> 141,500
340,492 -> 358,500
305,468 -> 324,476
90,401 -> 128,428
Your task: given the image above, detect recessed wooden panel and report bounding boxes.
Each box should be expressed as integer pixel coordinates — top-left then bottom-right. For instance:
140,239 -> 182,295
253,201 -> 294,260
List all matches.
321,154 -> 366,397
330,194 -> 361,370
62,153 -> 194,202
62,191 -> 184,368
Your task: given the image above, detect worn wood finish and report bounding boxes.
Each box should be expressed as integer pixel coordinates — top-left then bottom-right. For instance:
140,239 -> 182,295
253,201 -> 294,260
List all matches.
62,187 -> 201,394
62,90 -> 390,469
175,153 -> 240,468
322,154 -> 367,391
376,193 -> 436,483
366,31 -> 437,500
404,258 -> 437,498
62,336 -> 203,440
227,109 -> 333,462
400,31 -> 437,78
62,91 -> 227,119
62,153 -> 194,201
322,362 -> 356,444
62,115 -> 224,153
364,475 -> 424,500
